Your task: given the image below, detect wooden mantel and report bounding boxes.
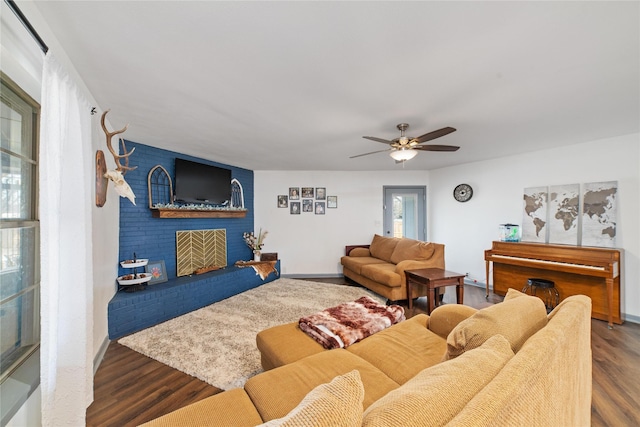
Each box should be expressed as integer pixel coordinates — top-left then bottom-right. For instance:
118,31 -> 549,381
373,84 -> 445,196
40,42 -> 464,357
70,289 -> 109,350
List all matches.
150,208 -> 248,219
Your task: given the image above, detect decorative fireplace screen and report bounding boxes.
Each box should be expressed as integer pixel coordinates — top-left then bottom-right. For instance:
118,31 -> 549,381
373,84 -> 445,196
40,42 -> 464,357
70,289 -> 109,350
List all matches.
176,229 -> 227,276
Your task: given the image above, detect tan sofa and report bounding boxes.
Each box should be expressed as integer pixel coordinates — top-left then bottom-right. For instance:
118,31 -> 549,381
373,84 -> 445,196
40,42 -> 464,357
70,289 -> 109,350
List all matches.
340,234 -> 445,302
141,289 -> 592,427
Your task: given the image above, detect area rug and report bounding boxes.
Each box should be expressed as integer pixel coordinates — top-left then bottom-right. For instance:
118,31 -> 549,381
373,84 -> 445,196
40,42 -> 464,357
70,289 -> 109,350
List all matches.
118,278 -> 385,390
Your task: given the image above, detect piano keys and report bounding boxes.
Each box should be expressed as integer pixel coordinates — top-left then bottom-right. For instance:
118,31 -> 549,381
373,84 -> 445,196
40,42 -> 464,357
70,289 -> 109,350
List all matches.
485,241 -> 622,327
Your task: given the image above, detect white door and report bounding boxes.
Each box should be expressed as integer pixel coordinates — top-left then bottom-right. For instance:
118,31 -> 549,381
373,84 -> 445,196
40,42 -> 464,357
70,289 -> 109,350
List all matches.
383,186 -> 426,241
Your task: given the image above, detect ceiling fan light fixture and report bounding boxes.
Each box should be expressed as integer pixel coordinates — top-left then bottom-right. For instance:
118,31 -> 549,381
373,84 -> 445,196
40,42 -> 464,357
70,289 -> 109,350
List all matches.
390,149 -> 418,161
356,123 -> 458,161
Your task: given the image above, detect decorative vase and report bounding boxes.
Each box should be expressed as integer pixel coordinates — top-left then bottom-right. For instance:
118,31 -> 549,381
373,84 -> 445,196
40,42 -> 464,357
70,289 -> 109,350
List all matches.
253,250 -> 261,262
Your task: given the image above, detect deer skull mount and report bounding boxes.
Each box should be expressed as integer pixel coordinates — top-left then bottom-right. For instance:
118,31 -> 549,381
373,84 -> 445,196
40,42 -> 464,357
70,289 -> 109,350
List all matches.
95,110 -> 137,207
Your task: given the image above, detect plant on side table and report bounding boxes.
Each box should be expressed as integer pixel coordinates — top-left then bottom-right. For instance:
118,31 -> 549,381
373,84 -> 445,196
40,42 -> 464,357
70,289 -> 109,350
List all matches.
243,229 -> 268,261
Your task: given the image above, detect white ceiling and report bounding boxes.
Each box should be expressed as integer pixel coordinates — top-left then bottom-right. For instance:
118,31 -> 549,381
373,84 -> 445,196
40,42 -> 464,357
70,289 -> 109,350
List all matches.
32,1 -> 639,171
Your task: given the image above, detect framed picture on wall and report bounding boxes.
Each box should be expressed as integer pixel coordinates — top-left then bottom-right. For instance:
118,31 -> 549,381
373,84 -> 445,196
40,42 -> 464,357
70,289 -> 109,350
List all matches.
316,187 -> 326,200
145,260 -> 168,284
302,199 -> 313,212
301,187 -> 314,198
289,187 -> 300,200
327,196 -> 337,208
277,195 -> 288,208
290,202 -> 301,214
315,201 -> 325,215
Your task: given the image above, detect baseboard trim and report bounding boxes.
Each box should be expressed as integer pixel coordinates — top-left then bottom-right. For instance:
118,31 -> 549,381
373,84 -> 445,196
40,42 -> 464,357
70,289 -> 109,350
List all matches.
93,335 -> 110,376
464,279 -> 490,289
281,274 -> 343,279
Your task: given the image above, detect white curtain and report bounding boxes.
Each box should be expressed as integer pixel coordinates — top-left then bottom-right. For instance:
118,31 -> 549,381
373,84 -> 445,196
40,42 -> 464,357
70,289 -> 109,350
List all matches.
40,52 -> 94,426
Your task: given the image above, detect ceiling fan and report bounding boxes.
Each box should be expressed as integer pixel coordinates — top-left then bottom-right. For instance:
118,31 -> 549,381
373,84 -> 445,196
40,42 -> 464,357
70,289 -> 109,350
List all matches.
351,123 -> 459,162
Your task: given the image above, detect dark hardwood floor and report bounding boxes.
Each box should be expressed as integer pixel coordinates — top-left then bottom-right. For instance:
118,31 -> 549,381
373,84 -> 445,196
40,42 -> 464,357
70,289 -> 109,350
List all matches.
87,278 -> 640,426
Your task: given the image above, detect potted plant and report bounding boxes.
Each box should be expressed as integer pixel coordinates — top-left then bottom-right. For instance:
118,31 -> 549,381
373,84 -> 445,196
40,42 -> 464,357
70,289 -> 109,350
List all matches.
243,229 -> 268,261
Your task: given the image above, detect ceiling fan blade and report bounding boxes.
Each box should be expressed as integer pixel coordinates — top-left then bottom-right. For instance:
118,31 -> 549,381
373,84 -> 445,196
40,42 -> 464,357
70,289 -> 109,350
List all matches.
414,127 -> 457,143
413,144 -> 460,152
350,148 -> 392,159
363,136 -> 394,144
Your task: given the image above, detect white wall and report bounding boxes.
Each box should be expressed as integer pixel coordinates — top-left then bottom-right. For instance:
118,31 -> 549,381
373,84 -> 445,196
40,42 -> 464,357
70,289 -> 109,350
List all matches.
5,386 -> 40,427
254,170 -> 429,275
90,119 -> 121,364
255,133 -> 640,321
429,133 -> 639,321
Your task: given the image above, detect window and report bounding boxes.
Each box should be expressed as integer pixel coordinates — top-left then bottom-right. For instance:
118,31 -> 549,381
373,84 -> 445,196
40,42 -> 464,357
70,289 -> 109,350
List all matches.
0,73 -> 40,388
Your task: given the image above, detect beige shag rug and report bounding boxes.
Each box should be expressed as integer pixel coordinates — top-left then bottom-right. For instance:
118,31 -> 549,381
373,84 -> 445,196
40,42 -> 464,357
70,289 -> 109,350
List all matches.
118,278 -> 384,390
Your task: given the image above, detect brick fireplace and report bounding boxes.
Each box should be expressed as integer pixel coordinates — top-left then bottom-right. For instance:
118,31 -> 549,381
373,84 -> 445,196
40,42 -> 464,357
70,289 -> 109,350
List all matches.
117,141 -> 255,281
108,141 -> 269,339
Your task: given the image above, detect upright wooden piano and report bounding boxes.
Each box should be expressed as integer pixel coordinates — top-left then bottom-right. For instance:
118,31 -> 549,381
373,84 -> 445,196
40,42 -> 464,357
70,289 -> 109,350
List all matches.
485,241 -> 622,327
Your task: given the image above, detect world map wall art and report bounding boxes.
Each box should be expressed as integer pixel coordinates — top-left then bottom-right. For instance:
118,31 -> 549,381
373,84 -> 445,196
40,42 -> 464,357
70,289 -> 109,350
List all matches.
522,186 -> 548,243
522,181 -> 617,248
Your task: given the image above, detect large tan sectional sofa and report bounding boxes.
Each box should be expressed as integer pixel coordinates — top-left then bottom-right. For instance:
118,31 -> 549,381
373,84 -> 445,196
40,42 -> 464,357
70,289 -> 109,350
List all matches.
142,289 -> 592,427
341,234 -> 445,301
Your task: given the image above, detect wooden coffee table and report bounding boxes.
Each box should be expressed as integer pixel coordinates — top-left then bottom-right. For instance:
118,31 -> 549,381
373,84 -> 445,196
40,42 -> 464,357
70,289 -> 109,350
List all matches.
405,268 -> 465,313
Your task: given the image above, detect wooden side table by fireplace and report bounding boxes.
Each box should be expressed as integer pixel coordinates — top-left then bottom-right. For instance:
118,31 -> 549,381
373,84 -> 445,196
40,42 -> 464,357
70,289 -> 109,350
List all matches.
405,268 -> 465,313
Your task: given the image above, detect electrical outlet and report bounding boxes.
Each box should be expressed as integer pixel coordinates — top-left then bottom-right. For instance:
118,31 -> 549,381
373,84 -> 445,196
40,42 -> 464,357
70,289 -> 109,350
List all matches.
465,272 -> 470,277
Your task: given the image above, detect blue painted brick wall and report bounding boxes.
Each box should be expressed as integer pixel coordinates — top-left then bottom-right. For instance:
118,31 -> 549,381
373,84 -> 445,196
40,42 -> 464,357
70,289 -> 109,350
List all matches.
117,140 -> 255,279
108,141 -> 268,338
108,262 -> 280,339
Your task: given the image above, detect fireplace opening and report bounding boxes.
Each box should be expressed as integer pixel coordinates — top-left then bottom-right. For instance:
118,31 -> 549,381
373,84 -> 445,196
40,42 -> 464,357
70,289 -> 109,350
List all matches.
176,229 -> 227,276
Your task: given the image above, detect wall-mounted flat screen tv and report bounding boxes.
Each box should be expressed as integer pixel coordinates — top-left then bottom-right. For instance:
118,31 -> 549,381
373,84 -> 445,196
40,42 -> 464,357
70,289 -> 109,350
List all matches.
174,158 -> 232,205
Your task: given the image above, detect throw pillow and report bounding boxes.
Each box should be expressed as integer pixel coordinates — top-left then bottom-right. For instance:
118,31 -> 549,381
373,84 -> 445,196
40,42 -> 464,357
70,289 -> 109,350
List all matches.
258,370 -> 364,427
390,238 -> 435,265
369,234 -> 400,263
362,335 -> 514,427
348,247 -> 371,257
504,287 -> 528,301
444,291 -> 548,360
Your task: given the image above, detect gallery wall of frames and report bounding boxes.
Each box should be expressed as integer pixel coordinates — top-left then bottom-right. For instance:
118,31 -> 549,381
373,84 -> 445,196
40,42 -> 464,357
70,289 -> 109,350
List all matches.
277,187 -> 338,215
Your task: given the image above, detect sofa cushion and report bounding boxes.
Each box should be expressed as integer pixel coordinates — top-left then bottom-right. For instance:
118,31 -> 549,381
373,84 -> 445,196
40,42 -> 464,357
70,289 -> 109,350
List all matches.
258,370 -> 364,427
360,263 -> 401,287
257,322 -> 325,370
447,295 -> 592,427
390,238 -> 435,265
245,349 -> 399,422
340,255 -> 387,275
369,234 -> 400,263
139,388 -> 263,427
347,314 -> 447,384
427,304 -> 478,339
444,289 -> 548,360
362,334 -> 514,427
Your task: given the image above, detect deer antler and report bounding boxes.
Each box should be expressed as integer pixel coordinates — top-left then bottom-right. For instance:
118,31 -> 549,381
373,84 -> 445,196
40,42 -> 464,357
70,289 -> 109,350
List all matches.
101,110 -> 137,174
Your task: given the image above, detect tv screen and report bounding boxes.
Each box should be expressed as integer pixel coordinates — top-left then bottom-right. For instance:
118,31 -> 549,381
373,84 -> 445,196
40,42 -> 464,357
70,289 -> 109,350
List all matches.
174,158 -> 232,205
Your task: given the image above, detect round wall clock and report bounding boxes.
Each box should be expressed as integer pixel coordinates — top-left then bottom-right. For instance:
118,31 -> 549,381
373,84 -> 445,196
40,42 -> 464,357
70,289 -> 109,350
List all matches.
453,183 -> 473,202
